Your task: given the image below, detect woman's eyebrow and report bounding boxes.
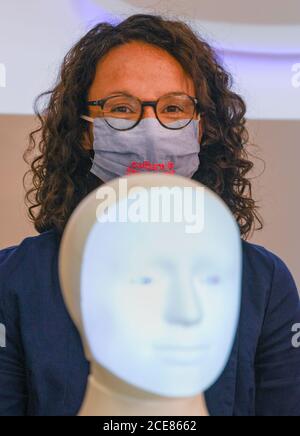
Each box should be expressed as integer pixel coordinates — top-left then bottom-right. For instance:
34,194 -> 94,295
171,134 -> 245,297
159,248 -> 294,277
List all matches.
103,90 -> 193,99
105,90 -> 133,97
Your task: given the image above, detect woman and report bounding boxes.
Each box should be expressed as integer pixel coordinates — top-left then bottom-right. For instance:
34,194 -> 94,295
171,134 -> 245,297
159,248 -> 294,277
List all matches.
0,14 -> 299,416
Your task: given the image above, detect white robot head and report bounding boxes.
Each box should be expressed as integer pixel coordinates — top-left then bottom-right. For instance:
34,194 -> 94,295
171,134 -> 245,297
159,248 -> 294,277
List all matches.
60,174 -> 242,398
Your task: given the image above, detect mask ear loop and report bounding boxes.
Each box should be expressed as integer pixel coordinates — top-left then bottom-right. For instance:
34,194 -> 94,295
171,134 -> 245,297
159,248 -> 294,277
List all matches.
81,115 -> 95,161
81,115 -> 94,123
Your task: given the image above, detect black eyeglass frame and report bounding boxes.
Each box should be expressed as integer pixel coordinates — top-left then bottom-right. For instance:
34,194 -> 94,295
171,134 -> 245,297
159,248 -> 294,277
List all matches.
87,92 -> 204,131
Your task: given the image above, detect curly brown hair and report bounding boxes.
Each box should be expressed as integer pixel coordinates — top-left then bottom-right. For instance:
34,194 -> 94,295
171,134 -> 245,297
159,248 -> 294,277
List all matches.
24,13 -> 263,239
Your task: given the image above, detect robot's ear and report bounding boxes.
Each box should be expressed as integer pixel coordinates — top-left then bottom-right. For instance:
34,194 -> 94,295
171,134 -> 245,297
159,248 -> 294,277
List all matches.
59,224 -> 95,364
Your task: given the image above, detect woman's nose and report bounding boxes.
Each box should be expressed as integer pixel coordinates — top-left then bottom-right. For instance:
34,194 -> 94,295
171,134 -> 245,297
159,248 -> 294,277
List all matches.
142,106 -> 156,119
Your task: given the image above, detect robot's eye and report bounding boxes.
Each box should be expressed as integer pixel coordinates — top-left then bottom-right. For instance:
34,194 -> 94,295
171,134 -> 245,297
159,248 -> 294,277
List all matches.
131,276 -> 153,285
205,275 -> 221,285
194,274 -> 221,286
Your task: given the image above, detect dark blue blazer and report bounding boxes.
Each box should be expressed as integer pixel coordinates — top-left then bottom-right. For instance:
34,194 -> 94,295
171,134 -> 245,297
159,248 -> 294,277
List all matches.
0,229 -> 299,416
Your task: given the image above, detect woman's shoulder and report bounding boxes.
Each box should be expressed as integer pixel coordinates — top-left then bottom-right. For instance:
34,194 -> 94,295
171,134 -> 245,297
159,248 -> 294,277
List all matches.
242,239 -> 296,282
0,245 -> 17,265
0,229 -> 61,290
242,239 -> 299,309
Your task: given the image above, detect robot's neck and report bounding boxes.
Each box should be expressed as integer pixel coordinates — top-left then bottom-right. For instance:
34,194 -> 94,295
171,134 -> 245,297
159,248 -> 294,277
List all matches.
79,371 -> 208,417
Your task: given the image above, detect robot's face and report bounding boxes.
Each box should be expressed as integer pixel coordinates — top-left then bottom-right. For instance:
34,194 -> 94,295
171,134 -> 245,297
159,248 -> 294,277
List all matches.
81,189 -> 242,397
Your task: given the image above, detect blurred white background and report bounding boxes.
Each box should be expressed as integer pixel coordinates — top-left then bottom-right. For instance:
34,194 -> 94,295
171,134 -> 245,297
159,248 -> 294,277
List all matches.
0,0 -> 299,118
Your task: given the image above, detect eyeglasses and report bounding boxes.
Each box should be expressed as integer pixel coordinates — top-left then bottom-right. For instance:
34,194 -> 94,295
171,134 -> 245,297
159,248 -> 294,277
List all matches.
86,92 -> 203,131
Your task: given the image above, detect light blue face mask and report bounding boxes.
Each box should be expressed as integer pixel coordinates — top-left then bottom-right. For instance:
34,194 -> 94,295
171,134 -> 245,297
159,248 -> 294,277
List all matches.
81,116 -> 201,182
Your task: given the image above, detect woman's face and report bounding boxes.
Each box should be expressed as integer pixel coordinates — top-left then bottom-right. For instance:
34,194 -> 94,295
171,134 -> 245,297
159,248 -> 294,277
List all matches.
84,41 -> 203,148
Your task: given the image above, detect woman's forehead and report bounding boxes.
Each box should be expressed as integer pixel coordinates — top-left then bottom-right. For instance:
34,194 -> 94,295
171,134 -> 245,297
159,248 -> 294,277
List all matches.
88,41 -> 195,100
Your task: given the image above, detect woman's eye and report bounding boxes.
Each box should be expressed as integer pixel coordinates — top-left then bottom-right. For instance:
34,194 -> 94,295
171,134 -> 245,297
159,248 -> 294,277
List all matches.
110,106 -> 134,113
163,105 -> 183,113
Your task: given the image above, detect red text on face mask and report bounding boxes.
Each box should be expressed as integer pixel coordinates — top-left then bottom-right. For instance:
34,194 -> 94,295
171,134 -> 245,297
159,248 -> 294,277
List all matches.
126,161 -> 176,175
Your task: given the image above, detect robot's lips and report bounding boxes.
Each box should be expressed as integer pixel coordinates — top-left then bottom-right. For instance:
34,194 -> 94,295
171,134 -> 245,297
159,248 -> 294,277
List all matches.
155,345 -> 210,365
155,344 -> 210,351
